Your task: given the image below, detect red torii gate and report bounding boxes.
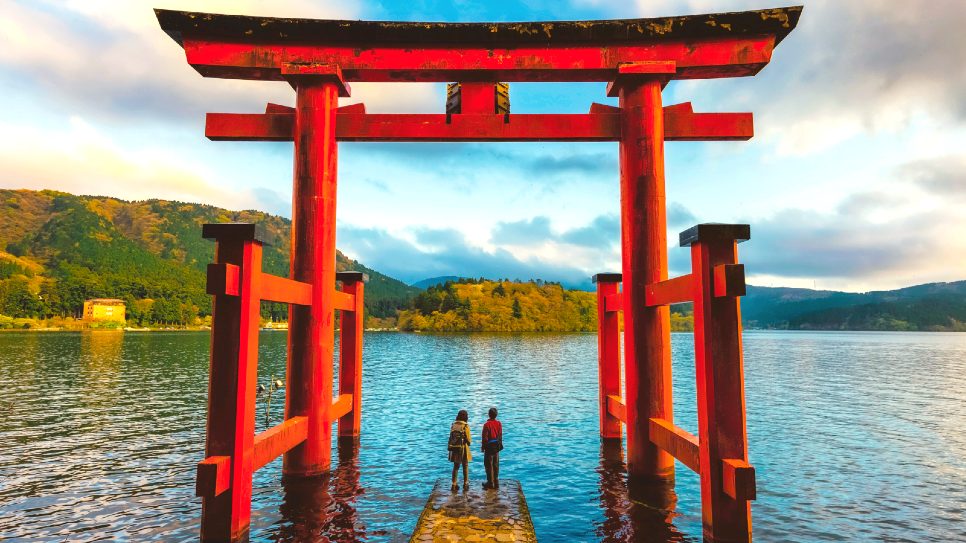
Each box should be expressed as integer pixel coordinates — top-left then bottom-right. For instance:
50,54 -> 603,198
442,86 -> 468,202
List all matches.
156,6 -> 801,543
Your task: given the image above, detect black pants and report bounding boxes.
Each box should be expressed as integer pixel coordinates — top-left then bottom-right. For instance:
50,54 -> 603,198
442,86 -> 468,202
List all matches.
484,450 -> 500,487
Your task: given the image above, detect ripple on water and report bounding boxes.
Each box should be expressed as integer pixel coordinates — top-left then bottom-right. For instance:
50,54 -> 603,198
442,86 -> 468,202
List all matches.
0,330 -> 964,542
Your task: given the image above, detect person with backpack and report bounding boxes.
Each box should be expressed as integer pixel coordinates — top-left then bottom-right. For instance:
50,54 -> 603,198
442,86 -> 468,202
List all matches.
448,409 -> 472,491
481,407 -> 503,490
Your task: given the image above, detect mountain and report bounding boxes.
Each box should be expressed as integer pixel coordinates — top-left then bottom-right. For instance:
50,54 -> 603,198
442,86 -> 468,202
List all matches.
1,189 -> 963,332
411,276 -> 465,289
742,282 -> 966,331
0,189 -> 420,325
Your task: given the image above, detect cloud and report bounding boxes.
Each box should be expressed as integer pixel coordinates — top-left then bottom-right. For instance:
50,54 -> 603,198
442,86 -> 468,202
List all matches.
559,215 -> 620,248
0,115 -> 279,213
897,154 -> 966,199
0,1 -> 438,125
736,155 -> 966,289
354,144 -> 616,186
337,224 -> 595,287
577,1 -> 966,157
667,202 -> 698,230
491,217 -> 553,245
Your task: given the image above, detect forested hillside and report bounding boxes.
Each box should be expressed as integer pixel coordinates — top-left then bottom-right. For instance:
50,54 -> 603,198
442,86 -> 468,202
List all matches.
742,282 -> 966,331
398,278 -> 597,332
0,189 -> 419,327
397,278 -> 694,332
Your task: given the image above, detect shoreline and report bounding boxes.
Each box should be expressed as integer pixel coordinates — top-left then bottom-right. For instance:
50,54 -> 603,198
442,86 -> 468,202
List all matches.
1,327 -> 963,334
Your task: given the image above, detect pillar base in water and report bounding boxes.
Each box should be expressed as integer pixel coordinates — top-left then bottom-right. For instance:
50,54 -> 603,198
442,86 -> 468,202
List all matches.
409,479 -> 537,543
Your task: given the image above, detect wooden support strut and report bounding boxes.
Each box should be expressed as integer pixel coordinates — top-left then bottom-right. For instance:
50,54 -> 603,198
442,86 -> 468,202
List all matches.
682,223 -> 754,543
337,271 -> 367,439
197,224 -> 263,543
593,273 -> 622,439
197,223 -> 367,541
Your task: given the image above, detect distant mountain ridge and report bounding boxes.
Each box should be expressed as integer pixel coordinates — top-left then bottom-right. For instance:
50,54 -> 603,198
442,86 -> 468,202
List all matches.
0,189 -> 420,324
742,282 -> 966,331
411,276 -> 465,290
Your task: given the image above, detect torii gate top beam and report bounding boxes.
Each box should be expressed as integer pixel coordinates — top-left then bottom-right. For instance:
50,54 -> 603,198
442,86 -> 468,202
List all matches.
155,6 -> 802,83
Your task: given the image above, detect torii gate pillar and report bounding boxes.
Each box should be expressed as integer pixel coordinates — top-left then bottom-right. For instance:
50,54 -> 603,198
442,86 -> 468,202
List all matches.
284,68 -> 349,477
612,66 -> 675,483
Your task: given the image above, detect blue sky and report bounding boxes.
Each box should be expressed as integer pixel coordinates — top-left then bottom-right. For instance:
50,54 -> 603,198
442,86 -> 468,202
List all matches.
1,0 -> 964,291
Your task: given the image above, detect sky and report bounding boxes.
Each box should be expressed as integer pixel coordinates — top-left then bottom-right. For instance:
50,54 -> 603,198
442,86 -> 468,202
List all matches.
1,0 -> 964,292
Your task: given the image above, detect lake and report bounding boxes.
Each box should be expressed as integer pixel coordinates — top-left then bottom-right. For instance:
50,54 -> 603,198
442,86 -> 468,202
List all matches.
0,331 -> 964,542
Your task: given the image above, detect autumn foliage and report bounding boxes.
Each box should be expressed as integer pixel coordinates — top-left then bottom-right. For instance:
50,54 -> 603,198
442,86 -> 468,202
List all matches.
398,279 -> 596,332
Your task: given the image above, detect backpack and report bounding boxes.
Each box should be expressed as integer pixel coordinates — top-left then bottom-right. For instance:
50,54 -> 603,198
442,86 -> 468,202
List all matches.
447,424 -> 466,451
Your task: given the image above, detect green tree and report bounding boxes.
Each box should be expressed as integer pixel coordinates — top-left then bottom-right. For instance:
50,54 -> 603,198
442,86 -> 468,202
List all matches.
512,297 -> 522,319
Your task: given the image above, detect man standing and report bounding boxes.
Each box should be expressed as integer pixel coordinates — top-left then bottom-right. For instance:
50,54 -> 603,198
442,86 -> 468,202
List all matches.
482,407 -> 503,490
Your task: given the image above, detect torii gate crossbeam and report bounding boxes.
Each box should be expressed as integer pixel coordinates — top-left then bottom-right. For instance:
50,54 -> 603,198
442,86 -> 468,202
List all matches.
156,6 -> 802,543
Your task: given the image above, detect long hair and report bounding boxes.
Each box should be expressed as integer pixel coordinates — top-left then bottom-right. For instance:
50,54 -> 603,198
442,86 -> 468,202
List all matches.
455,409 -> 468,422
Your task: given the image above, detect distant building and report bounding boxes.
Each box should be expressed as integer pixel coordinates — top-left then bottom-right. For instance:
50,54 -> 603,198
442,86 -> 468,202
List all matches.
83,299 -> 126,322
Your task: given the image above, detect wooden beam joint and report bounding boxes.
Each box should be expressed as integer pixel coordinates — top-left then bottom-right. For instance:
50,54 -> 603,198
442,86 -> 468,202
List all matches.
604,292 -> 622,312
713,264 -> 746,298
196,455 -> 231,497
206,263 -> 240,297
606,61 -> 677,96
330,393 -> 354,420
606,394 -> 626,422
645,274 -> 693,307
260,273 -> 313,306
252,416 -> 309,472
648,417 -> 701,474
722,458 -> 757,501
281,63 -> 351,96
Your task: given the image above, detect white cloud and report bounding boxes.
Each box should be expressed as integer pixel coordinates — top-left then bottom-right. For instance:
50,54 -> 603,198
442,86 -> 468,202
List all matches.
0,115 -> 282,212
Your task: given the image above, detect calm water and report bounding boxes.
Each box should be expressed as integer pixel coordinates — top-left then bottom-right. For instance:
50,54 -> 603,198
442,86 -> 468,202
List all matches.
0,331 -> 964,542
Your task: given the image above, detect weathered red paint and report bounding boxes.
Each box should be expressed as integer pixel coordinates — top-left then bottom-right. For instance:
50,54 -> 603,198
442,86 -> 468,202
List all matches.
338,274 -> 365,438
618,77 -> 675,483
284,80 -> 341,478
204,106 -> 752,142
594,274 -> 622,439
180,37 -> 777,82
686,224 -> 754,543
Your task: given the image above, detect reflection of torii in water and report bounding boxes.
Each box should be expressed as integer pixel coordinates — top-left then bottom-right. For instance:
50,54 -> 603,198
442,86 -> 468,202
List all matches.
155,6 -> 801,542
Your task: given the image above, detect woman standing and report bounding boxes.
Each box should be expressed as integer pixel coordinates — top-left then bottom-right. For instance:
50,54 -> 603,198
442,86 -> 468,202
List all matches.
447,409 -> 472,490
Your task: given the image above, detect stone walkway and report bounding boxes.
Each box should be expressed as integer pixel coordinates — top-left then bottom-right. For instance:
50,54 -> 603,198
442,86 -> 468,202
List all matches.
408,479 -> 537,543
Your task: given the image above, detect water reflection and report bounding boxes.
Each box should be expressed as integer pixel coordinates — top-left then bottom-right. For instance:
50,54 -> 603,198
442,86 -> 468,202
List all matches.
596,440 -> 690,542
273,440 -> 367,543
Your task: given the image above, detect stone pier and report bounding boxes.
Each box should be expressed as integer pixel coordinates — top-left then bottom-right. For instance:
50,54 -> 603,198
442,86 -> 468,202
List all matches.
408,479 -> 537,543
